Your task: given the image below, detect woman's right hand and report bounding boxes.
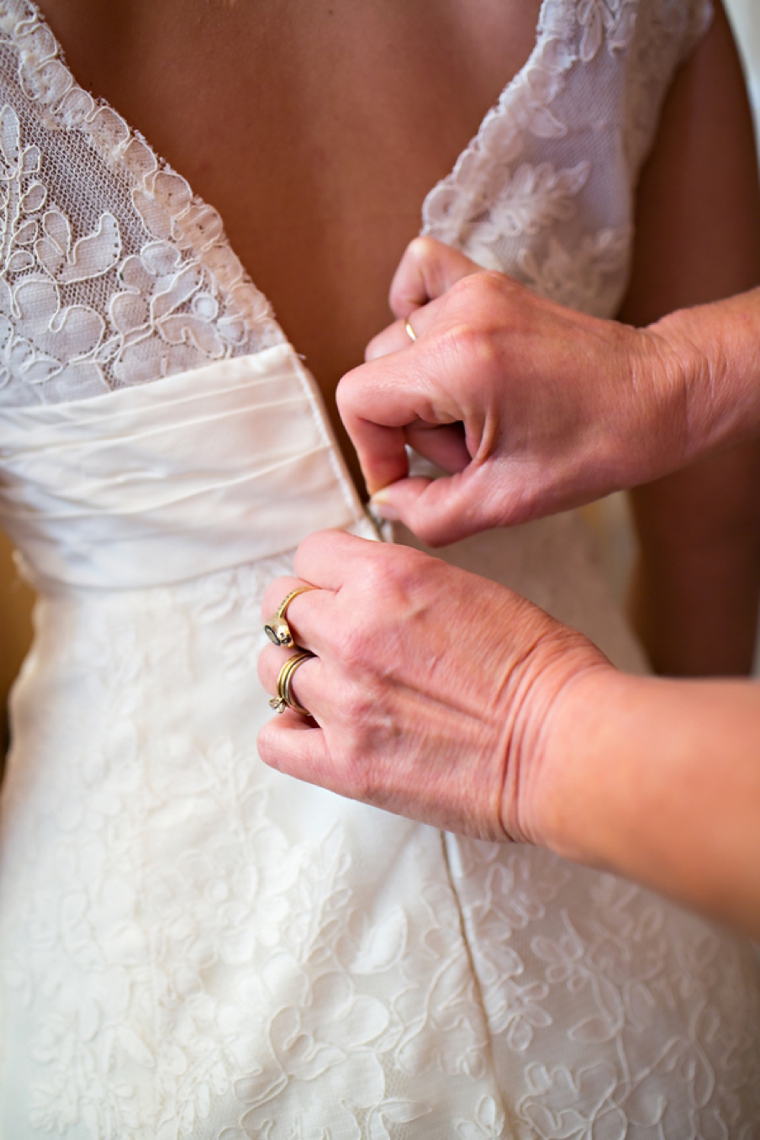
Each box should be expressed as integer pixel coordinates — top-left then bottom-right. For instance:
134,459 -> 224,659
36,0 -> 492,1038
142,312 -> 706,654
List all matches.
337,237 -> 710,546
257,530 -> 608,846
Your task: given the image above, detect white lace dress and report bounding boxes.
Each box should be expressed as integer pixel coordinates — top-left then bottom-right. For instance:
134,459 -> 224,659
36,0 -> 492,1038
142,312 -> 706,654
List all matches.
0,1 -> 758,1136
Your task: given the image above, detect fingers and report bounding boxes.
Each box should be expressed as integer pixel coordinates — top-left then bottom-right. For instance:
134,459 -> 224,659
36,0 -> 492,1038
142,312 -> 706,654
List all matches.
261,575 -> 313,629
340,414 -> 409,496
336,354 -> 414,494
364,300 -> 438,362
291,530 -> 379,591
346,259 -> 494,496
370,463 -> 519,546
388,236 -> 481,319
338,348 -> 462,495
258,714 -> 374,808
257,714 -> 332,787
260,575 -> 336,654
404,420 -> 470,474
370,472 -> 475,545
364,317 -> 416,362
262,531 -> 396,610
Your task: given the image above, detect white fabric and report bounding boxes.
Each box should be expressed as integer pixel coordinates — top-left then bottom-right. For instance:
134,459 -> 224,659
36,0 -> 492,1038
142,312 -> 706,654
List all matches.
1,1 -> 759,1137
0,345 -> 370,588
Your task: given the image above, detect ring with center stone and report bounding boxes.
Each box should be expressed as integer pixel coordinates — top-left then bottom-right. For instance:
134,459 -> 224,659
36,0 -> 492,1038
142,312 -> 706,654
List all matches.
264,586 -> 314,647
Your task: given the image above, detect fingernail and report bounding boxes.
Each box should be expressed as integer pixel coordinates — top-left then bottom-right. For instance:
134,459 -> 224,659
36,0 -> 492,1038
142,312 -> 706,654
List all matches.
369,491 -> 399,521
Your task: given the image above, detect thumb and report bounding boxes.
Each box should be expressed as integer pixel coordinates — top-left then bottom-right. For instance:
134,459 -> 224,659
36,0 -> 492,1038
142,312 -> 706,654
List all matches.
370,477 -> 433,528
371,472 -> 488,547
389,236 -> 482,319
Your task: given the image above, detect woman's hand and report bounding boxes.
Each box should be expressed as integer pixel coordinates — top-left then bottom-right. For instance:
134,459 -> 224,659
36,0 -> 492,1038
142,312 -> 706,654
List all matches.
337,237 -> 704,546
258,531 -> 760,937
257,530 -> 607,843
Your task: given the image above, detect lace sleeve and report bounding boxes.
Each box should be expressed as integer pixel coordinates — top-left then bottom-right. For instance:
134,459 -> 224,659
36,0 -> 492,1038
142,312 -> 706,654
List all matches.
0,0 -> 283,410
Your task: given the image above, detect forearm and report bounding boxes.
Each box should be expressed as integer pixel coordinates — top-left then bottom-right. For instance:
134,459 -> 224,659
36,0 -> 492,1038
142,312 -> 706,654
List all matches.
536,663 -> 760,937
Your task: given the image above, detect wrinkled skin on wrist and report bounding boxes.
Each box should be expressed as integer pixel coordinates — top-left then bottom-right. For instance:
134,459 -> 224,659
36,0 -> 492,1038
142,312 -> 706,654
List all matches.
258,531 -> 608,844
337,237 -> 694,546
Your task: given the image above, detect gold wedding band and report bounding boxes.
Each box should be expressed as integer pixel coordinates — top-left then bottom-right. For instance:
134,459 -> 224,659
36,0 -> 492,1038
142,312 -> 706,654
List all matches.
264,586 -> 314,647
404,317 -> 418,342
269,650 -> 315,717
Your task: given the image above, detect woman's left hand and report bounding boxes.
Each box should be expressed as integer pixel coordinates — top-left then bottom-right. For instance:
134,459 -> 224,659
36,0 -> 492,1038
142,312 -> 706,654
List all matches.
258,530 -> 607,842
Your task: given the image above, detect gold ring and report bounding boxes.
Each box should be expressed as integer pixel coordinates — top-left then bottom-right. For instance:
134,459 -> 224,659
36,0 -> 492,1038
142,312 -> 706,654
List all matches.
264,586 -> 314,647
269,650 -> 314,717
404,317 -> 417,342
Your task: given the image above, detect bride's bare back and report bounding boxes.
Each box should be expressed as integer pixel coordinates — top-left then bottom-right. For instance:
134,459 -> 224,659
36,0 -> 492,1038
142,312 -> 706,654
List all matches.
34,0 -> 541,489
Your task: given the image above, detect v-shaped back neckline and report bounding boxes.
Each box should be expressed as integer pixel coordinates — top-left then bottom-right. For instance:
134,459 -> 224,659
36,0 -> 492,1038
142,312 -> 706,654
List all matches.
17,0 -> 555,359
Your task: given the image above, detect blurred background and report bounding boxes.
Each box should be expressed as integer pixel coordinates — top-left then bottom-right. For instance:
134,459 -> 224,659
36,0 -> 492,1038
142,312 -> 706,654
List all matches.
1,0 -> 760,752
582,0 -> 760,647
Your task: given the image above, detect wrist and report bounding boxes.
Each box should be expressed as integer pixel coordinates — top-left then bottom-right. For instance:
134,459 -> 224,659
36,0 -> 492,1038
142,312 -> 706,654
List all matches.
503,631 -> 618,857
519,656 -> 636,868
645,289 -> 760,464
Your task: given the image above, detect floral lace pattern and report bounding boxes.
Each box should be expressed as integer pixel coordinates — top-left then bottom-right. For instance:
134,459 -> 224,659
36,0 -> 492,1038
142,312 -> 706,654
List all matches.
422,0 -> 712,316
0,0 -> 283,407
2,557 -> 758,1138
0,0 -> 713,405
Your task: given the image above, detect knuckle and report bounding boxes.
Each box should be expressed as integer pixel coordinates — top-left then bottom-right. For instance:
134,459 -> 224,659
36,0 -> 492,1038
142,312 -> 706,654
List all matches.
342,687 -> 378,731
446,270 -> 517,330
296,527 -> 345,569
334,623 -> 372,671
437,318 -> 482,359
295,530 -> 322,566
438,318 -> 503,380
333,545 -> 433,663
449,269 -> 502,307
480,268 -> 512,295
354,545 -> 406,599
367,544 -> 423,602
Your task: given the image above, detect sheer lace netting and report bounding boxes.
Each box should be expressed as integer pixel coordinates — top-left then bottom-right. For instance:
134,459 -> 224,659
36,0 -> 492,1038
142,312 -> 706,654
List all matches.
0,0 -> 711,409
0,2 -> 284,408
421,0 -> 713,305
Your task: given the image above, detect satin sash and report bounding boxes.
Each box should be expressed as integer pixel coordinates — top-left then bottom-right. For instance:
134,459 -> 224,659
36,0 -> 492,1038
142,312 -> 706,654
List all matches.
0,344 -> 372,588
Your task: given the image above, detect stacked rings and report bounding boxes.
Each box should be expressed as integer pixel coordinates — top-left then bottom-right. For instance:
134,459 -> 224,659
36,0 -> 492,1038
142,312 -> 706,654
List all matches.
264,587 -> 315,717
268,650 -> 314,718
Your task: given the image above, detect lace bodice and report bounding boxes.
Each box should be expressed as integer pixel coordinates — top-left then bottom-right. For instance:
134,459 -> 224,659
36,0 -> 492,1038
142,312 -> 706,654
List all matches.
0,0 -> 711,409
0,0 -> 284,408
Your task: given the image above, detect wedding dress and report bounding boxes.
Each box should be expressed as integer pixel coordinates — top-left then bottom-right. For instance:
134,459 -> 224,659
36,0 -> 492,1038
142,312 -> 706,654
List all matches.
0,0 -> 758,1136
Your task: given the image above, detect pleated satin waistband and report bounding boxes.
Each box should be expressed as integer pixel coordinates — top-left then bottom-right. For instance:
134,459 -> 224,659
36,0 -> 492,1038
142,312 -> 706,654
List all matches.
0,344 -> 371,588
